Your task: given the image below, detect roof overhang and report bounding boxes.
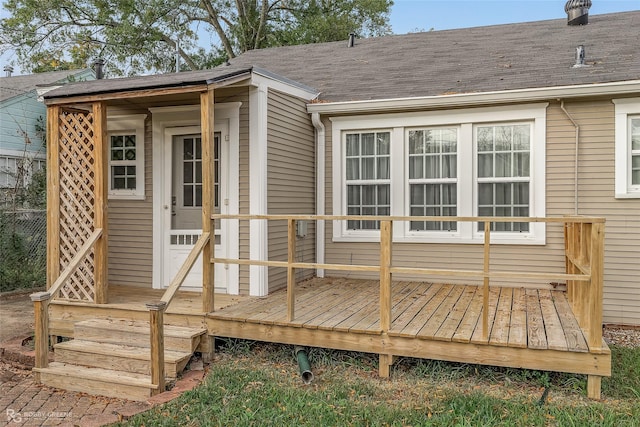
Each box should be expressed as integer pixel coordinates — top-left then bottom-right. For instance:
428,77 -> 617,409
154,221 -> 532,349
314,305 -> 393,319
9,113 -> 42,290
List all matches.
307,80 -> 640,114
43,69 -> 254,105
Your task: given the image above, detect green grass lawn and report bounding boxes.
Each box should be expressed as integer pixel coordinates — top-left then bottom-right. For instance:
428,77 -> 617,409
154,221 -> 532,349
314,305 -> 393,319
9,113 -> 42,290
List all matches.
115,341 -> 640,426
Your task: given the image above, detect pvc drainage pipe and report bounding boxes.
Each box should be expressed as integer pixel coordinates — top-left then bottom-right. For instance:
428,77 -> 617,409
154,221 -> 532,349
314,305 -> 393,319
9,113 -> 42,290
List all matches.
294,346 -> 314,384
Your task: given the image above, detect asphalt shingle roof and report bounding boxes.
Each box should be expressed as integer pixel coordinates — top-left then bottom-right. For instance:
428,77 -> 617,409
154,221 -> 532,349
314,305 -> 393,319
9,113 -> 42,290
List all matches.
0,69 -> 92,103
44,11 -> 640,103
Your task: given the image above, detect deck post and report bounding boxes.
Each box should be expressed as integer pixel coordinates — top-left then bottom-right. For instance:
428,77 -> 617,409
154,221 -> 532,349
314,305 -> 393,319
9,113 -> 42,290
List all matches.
380,220 -> 392,333
46,106 -> 60,289
201,89 -> 215,313
587,222 -> 604,350
92,101 -> 108,304
31,292 -> 51,381
287,218 -> 296,321
482,221 -> 491,340
147,301 -> 167,396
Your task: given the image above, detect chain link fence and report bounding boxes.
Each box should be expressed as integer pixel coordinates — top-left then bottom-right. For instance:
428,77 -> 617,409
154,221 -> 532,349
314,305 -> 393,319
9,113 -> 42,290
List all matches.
0,208 -> 47,292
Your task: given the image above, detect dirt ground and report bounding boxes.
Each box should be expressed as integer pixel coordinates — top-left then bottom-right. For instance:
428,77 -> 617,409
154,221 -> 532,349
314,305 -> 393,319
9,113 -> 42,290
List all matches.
0,292 -> 35,343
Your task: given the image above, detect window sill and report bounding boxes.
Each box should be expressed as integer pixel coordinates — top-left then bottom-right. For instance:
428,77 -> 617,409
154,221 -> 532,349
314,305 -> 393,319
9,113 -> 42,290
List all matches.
108,193 -> 146,201
615,192 -> 640,199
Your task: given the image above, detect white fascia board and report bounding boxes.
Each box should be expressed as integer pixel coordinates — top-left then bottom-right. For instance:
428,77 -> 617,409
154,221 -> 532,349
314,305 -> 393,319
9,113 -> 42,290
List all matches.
250,72 -> 319,101
307,80 -> 640,114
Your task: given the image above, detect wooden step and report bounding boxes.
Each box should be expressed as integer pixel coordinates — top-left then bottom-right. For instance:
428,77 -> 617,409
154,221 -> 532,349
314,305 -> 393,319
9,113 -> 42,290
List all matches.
54,340 -> 191,379
74,319 -> 206,352
34,362 -> 157,401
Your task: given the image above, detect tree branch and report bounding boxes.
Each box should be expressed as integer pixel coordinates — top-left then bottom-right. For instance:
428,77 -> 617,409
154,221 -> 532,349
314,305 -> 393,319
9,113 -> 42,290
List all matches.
200,0 -> 236,58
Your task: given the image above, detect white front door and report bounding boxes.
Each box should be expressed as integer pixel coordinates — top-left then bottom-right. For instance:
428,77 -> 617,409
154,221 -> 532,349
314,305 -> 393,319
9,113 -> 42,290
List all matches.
163,127 -> 227,292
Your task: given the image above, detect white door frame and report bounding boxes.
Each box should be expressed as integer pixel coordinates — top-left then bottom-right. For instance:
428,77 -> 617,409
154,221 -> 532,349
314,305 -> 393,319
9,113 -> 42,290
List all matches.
151,103 -> 240,294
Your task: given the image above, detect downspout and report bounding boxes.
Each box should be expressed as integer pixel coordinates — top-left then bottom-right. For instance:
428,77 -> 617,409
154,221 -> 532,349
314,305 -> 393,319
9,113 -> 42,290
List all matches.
559,100 -> 580,215
311,113 -> 325,278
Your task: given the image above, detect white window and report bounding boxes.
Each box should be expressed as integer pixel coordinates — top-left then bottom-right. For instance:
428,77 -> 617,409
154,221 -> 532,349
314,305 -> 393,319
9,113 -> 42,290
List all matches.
476,124 -> 530,232
107,115 -> 146,199
408,127 -> 457,232
331,104 -> 547,244
613,98 -> 640,198
0,154 -> 45,189
345,131 -> 391,230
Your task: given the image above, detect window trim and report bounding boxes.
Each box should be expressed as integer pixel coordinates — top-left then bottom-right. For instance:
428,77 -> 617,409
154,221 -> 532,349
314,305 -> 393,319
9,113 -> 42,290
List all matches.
107,115 -> 146,200
331,104 -> 547,244
613,98 -> 640,198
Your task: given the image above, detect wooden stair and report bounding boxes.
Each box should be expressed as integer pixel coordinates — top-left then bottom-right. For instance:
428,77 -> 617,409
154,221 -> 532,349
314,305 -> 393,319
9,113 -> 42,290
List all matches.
34,318 -> 207,401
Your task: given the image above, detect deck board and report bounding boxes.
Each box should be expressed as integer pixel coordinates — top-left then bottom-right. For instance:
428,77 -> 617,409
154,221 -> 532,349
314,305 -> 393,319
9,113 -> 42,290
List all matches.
420,285 -> 465,340
398,284 -> 453,338
507,288 -> 528,348
552,290 -> 589,352
525,289 -> 548,350
539,289 -> 569,351
451,286 -> 482,343
389,283 -> 443,335
104,277 -> 592,357
489,288 -> 513,347
470,287 -> 501,345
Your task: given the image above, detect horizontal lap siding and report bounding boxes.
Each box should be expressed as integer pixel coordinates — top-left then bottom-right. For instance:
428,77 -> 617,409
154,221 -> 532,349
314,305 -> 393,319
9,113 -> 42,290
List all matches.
107,114 -> 152,287
324,102 -> 639,325
556,100 -> 640,326
228,88 -> 251,294
267,90 -> 316,292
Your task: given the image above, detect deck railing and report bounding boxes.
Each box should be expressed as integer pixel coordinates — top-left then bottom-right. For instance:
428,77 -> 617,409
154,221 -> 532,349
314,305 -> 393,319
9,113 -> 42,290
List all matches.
30,228 -> 103,380
212,214 -> 605,350
144,231 -> 210,395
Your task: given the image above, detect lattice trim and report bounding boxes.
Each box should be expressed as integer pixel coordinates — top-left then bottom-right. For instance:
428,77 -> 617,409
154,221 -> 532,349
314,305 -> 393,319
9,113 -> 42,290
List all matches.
57,109 -> 96,302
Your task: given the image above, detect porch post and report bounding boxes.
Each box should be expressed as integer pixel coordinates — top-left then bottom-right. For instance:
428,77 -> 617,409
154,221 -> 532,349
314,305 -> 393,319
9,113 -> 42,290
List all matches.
92,102 -> 108,304
201,89 -> 215,313
46,105 -> 60,289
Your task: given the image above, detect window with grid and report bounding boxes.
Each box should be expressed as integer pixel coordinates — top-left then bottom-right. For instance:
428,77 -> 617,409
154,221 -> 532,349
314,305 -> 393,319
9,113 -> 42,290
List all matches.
631,117 -> 640,187
408,128 -> 457,231
477,124 -> 531,232
182,136 -> 202,207
110,134 -> 138,191
345,131 -> 391,230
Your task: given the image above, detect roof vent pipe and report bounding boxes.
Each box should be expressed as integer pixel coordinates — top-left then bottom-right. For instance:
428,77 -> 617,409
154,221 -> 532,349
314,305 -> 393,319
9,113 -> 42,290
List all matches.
3,65 -> 13,77
565,0 -> 591,26
93,58 -> 105,79
348,33 -> 355,48
575,45 -> 586,66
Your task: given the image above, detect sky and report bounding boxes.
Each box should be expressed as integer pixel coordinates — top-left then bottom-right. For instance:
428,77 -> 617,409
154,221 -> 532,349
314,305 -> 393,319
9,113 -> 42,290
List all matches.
1,0 -> 638,76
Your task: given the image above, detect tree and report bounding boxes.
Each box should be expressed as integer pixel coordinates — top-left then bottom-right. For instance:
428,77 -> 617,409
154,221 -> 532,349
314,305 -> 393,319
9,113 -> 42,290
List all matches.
0,0 -> 393,75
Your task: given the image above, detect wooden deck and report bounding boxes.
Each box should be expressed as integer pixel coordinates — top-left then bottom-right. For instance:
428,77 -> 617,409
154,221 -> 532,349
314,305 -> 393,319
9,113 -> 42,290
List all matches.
206,277 -> 610,380
48,285 -> 246,336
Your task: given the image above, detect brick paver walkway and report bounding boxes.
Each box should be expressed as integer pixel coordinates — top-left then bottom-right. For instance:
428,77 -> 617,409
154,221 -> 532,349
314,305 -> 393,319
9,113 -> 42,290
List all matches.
1,362 -> 151,426
1,361 -> 205,426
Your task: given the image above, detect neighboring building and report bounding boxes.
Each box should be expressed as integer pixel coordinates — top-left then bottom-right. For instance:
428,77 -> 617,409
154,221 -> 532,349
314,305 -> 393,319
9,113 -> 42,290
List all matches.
0,68 -> 94,203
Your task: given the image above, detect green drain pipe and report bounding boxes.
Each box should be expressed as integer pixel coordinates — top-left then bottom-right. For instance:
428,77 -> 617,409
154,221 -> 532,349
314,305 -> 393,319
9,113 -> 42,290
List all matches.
294,346 -> 314,384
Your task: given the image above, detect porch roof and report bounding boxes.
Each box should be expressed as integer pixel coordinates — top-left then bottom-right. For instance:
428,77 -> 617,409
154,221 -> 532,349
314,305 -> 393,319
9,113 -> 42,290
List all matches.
43,11 -> 640,104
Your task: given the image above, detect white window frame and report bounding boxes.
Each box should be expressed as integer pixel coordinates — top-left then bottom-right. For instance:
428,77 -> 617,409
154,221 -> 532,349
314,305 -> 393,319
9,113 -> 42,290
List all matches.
107,114 -> 146,200
331,104 -> 547,244
405,126 -> 460,237
343,130 -> 392,236
613,98 -> 640,198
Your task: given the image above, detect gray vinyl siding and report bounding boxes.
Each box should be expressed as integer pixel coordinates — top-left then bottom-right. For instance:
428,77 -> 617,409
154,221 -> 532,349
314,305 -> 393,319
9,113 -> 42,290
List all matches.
267,90 -> 316,292
553,99 -> 640,326
231,88 -> 251,295
107,114 -> 153,287
323,100 -> 640,326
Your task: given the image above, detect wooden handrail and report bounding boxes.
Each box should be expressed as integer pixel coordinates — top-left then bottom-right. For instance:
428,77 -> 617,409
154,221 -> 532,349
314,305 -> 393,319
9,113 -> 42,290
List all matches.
213,213 -> 605,224
160,232 -> 210,307
211,214 -> 605,343
48,228 -> 103,300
